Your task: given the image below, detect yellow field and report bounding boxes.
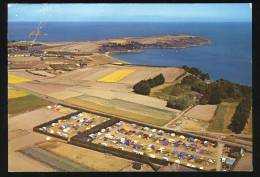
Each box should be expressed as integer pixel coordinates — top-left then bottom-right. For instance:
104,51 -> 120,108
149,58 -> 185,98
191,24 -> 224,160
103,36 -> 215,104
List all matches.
8,90 -> 29,99
97,69 -> 135,83
8,73 -> 31,84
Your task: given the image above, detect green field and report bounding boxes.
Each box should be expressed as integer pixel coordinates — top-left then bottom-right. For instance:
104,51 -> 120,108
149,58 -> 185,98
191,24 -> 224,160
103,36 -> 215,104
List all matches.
208,102 -> 238,132
150,72 -> 190,101
8,94 -> 50,115
208,104 -> 226,132
64,96 -> 173,126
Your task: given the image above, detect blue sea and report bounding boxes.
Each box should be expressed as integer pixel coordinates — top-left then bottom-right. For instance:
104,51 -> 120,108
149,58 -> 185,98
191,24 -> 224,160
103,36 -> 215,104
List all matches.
8,22 -> 252,85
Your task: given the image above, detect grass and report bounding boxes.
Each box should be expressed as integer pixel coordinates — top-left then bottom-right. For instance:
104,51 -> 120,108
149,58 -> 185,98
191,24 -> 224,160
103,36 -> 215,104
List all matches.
208,102 -> 239,133
8,90 -> 29,99
150,72 -> 189,101
8,73 -> 31,84
64,97 -> 170,126
97,69 -> 135,83
208,104 -> 226,132
241,108 -> 252,136
8,94 -> 50,115
151,83 -> 191,101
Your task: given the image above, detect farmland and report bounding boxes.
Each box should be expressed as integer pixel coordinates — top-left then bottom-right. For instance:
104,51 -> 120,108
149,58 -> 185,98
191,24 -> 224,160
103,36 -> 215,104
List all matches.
8,94 -> 50,115
208,102 -> 238,133
8,73 -> 31,84
184,105 -> 217,122
64,97 -> 173,126
37,140 -> 133,171
8,90 -> 29,99
7,33 -> 251,172
97,69 -> 136,83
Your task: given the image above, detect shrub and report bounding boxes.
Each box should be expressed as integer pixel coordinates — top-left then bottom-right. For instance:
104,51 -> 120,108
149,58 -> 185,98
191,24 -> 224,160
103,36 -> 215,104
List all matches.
133,80 -> 151,95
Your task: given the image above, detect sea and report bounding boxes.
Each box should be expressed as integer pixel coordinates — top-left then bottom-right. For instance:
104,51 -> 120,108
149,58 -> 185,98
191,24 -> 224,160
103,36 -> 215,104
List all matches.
8,22 -> 252,85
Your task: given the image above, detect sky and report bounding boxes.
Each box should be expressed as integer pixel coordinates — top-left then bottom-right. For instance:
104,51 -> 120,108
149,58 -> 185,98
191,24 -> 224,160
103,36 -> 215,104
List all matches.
8,3 -> 252,22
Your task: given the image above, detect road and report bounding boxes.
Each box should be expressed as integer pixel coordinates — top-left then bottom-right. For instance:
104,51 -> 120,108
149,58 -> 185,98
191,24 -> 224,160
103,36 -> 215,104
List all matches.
163,104 -> 194,128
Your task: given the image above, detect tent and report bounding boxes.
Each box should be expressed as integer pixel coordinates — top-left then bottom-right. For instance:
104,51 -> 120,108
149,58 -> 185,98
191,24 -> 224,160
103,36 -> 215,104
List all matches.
179,135 -> 185,139
187,137 -> 194,142
149,133 -> 155,138
159,136 -> 164,141
179,152 -> 186,159
163,140 -> 169,146
78,113 -> 83,117
97,132 -> 102,136
174,159 -> 181,164
225,158 -> 236,166
142,134 -> 148,138
115,122 -> 121,126
152,129 -> 157,133
188,154 -> 196,160
49,129 -> 54,134
143,127 -> 149,131
149,154 -> 156,158
106,127 -> 112,132
162,157 -> 169,161
172,150 -> 178,155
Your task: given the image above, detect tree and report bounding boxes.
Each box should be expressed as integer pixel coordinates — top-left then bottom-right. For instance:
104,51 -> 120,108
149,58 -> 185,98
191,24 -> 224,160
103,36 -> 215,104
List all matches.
181,65 -> 210,80
153,73 -> 165,86
181,75 -> 200,85
171,83 -> 184,96
133,80 -> 151,95
208,87 -> 221,104
201,73 -> 210,80
166,95 -> 193,110
147,78 -> 156,88
191,81 -> 208,94
228,97 -> 252,134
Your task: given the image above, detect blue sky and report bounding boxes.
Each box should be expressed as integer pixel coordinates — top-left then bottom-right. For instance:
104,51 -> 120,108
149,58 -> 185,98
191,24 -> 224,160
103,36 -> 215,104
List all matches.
8,3 -> 252,22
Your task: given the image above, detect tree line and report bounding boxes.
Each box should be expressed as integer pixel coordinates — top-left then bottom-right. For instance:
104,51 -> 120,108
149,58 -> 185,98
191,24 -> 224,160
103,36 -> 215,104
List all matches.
133,74 -> 165,95
182,65 -> 210,81
228,96 -> 252,134
179,75 -> 251,105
